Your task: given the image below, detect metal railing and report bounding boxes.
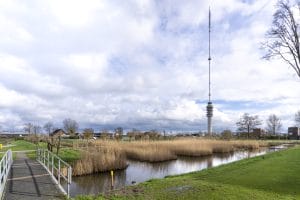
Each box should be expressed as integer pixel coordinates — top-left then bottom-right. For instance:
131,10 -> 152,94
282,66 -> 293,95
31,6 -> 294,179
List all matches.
0,149 -> 12,199
36,148 -> 72,198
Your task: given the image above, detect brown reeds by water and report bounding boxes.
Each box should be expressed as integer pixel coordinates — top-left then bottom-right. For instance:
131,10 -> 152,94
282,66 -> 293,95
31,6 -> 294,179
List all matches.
71,139 -> 265,175
72,146 -> 127,176
89,139 -> 264,162
123,143 -> 177,162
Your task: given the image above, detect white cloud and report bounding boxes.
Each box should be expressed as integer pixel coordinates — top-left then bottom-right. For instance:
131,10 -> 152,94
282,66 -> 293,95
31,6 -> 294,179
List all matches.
0,0 -> 299,132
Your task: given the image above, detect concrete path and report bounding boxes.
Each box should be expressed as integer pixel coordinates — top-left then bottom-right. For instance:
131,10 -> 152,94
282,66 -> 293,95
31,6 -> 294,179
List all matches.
3,152 -> 64,200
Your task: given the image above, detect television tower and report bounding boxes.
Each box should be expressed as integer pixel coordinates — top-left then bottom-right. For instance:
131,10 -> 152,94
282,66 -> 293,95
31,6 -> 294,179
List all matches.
206,8 -> 213,135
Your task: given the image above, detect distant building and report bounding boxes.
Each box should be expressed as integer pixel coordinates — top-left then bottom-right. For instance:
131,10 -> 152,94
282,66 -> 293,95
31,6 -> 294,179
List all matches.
50,129 -> 66,137
288,127 -> 300,140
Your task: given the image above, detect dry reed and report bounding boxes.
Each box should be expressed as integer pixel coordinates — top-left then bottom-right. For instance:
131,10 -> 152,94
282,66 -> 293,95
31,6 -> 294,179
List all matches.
88,139 -> 262,163
72,146 -> 127,176
70,139 -> 266,175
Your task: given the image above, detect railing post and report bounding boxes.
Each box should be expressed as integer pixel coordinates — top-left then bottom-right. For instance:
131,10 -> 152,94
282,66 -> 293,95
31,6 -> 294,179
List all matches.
35,148 -> 72,197
47,151 -> 50,169
58,160 -> 61,185
67,167 -> 71,198
51,155 -> 54,176
0,150 -> 13,199
36,149 -> 38,161
43,149 -> 46,164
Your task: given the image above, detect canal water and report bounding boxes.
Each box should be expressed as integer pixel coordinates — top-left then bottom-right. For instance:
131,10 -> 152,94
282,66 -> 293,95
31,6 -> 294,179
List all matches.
68,145 -> 287,197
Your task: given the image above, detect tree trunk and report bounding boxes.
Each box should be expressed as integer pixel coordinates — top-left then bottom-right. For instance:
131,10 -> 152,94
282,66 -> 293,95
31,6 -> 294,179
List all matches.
247,125 -> 250,139
56,136 -> 61,155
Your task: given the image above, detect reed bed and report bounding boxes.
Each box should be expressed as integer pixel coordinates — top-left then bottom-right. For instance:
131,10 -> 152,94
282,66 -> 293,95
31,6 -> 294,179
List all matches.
124,144 -> 177,162
72,146 -> 127,176
69,139 -> 267,175
88,139 -> 264,163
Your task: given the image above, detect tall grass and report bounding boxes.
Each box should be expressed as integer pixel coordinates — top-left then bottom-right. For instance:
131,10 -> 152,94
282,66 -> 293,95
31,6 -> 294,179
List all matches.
70,139 -> 265,175
72,146 -> 127,176
88,139 -> 265,163
123,143 -> 177,162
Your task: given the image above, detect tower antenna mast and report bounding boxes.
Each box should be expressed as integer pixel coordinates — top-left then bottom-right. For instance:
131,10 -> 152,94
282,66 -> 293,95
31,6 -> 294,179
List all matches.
206,7 -> 213,136
208,7 -> 211,102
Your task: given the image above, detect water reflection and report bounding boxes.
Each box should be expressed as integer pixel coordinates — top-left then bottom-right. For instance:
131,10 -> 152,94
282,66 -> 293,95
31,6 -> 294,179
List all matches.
68,147 -> 282,197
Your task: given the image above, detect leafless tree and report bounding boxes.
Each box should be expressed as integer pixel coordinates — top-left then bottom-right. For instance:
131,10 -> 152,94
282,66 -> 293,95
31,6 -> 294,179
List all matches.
24,123 -> 34,134
236,113 -> 262,138
63,118 -> 78,136
295,110 -> 300,126
262,0 -> 300,78
100,129 -> 110,140
33,125 -> 41,135
43,122 -> 54,136
114,127 -> 123,141
266,114 -> 282,134
83,128 -> 94,141
221,130 -> 233,140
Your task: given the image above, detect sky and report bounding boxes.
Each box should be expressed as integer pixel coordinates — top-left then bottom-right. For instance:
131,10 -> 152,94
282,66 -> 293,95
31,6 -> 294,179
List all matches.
0,0 -> 299,133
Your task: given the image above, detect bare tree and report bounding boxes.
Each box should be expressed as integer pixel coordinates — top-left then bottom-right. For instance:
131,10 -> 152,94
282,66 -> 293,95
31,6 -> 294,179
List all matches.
100,129 -> 110,140
33,125 -> 41,135
114,127 -> 123,141
63,118 -> 79,136
266,114 -> 282,134
24,123 -> 33,134
262,0 -> 300,78
221,129 -> 233,140
83,128 -> 94,141
295,110 -> 300,126
43,122 -> 54,136
236,113 -> 262,139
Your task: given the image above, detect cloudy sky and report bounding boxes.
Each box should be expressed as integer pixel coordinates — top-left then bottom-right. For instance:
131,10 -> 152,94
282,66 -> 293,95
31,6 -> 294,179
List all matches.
0,0 -> 299,133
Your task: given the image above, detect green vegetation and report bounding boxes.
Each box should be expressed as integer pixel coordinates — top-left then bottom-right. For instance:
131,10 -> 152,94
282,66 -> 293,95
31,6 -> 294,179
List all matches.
58,148 -> 81,164
0,139 -> 81,163
74,146 -> 300,200
2,140 -> 37,151
0,140 -> 37,159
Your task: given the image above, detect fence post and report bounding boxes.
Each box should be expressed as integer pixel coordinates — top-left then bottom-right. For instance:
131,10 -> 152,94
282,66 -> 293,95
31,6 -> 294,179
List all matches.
43,149 -> 46,164
58,160 -> 61,185
35,148 -> 72,197
67,167 -> 71,198
51,155 -> 54,176
47,151 -> 50,169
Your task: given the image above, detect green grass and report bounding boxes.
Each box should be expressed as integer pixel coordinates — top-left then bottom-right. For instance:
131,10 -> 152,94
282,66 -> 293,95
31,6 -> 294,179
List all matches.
74,146 -> 300,200
1,140 -> 37,151
0,140 -> 81,163
58,148 -> 81,164
0,140 -> 37,159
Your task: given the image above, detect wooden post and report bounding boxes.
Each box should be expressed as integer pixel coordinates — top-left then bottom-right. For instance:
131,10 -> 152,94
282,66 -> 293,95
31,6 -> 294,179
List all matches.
110,170 -> 114,189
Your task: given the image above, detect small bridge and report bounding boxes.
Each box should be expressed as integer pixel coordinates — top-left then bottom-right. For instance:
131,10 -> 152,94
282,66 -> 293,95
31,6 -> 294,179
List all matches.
1,149 -> 72,199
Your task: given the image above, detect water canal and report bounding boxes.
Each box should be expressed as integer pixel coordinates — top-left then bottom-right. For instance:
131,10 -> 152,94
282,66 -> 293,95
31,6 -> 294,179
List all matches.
67,145 -> 288,197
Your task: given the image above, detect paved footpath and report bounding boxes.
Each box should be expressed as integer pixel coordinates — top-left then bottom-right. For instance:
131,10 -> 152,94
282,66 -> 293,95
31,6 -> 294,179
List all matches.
3,152 -> 64,200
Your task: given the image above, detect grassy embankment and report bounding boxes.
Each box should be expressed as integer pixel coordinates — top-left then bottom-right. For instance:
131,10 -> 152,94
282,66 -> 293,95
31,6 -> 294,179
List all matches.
74,145 -> 300,200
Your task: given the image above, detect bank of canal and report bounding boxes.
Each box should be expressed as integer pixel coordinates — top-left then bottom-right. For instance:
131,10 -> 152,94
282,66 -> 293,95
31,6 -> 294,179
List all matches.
68,145 -> 289,197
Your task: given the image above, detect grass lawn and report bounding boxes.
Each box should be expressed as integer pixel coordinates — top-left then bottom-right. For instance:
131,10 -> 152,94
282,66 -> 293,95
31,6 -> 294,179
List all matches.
74,145 -> 300,200
57,148 -> 81,164
0,140 -> 81,163
1,140 -> 38,151
0,140 -> 39,159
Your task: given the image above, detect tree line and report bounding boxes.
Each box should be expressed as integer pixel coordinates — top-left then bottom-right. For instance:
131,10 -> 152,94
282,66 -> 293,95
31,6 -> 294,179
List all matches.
236,110 -> 300,137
